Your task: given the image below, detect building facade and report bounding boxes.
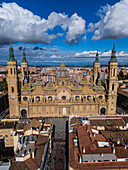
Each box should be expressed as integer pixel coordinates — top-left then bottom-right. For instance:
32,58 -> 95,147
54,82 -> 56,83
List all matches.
7,43 -> 118,118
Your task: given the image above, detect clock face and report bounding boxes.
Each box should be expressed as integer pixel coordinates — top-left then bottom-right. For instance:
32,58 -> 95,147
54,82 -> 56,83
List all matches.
11,95 -> 15,98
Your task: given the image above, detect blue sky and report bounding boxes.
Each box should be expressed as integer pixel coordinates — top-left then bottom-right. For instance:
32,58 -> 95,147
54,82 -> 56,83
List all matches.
0,0 -> 128,65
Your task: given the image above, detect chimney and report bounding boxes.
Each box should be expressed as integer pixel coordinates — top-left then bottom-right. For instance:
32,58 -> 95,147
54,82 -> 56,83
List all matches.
100,153 -> 104,157
82,146 -> 85,153
117,139 -> 120,145
32,150 -> 35,159
79,155 -> 82,163
9,159 -> 12,167
113,148 -> 115,154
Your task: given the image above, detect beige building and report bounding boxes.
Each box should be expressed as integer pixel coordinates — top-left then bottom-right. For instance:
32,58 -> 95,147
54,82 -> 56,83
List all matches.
0,122 -> 15,147
7,43 -> 118,118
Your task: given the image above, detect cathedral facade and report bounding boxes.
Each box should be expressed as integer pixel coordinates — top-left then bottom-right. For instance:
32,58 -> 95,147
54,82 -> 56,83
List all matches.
7,44 -> 118,118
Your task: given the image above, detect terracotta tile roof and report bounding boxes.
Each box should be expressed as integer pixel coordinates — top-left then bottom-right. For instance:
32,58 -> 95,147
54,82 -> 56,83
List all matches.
34,135 -> 48,166
90,118 -> 125,127
69,130 -> 128,170
118,88 -> 128,97
9,162 -> 28,170
115,147 -> 128,158
9,135 -> 48,170
24,119 -> 42,132
77,125 -> 92,153
0,122 -> 15,129
101,131 -> 128,146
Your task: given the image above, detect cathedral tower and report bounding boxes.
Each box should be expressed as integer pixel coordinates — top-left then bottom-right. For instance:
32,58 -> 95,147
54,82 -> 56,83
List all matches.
107,43 -> 118,115
21,48 -> 29,87
93,50 -> 100,84
7,42 -> 19,118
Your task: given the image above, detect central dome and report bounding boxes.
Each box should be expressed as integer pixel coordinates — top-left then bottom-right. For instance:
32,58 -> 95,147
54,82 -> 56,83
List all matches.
56,70 -> 69,78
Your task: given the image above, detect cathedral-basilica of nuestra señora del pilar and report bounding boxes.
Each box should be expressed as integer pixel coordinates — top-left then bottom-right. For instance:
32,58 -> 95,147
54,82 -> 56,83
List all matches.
7,43 -> 118,118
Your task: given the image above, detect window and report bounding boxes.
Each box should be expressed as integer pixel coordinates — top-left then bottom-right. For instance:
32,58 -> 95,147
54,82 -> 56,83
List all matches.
87,96 -> 91,100
12,87 -> 14,93
14,68 -> 15,74
48,96 -> 52,101
62,81 -> 64,86
112,84 -> 114,91
0,135 -> 2,137
5,130 -> 8,133
36,96 -> 40,101
113,68 -> 115,76
62,96 -> 66,100
23,97 -> 28,101
75,96 -> 80,100
5,135 -> 8,137
99,95 -> 103,100
0,131 -> 1,133
11,68 -> 12,74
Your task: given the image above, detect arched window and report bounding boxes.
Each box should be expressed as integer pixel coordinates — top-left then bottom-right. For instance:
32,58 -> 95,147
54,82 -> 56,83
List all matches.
87,96 -> 91,100
100,108 -> 106,115
113,68 -> 115,76
112,84 -> 114,91
12,87 -> 14,93
62,81 -> 64,86
21,109 -> 27,118
36,96 -> 40,101
48,96 -> 52,101
75,96 -> 80,100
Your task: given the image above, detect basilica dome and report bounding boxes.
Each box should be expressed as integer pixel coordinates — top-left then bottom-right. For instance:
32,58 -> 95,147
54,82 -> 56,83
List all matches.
56,70 -> 69,78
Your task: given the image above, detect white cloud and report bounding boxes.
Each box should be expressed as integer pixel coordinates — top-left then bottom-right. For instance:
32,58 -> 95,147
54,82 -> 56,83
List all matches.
82,36 -> 86,41
75,50 -> 128,58
75,50 -> 101,57
91,0 -> 128,40
50,55 -> 61,58
101,51 -> 111,56
0,2 -> 86,45
65,13 -> 86,45
50,48 -> 59,52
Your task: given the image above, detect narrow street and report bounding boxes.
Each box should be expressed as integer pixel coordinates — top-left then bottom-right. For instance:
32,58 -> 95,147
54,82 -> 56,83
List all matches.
45,118 -> 68,170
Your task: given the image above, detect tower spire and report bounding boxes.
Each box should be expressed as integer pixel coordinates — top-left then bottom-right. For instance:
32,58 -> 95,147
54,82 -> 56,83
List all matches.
22,47 -> 27,62
94,49 -> 99,63
8,40 -> 16,61
110,42 -> 117,62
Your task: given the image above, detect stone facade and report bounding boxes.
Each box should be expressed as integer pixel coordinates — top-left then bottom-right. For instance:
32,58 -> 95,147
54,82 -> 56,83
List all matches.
7,43 -> 118,118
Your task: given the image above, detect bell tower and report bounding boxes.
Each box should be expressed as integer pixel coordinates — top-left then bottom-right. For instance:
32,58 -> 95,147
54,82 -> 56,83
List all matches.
93,49 -> 100,84
21,48 -> 29,87
7,42 -> 19,118
107,43 -> 118,115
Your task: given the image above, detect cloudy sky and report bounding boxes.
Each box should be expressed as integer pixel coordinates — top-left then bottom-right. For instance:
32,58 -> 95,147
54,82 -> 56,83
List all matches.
0,0 -> 128,65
